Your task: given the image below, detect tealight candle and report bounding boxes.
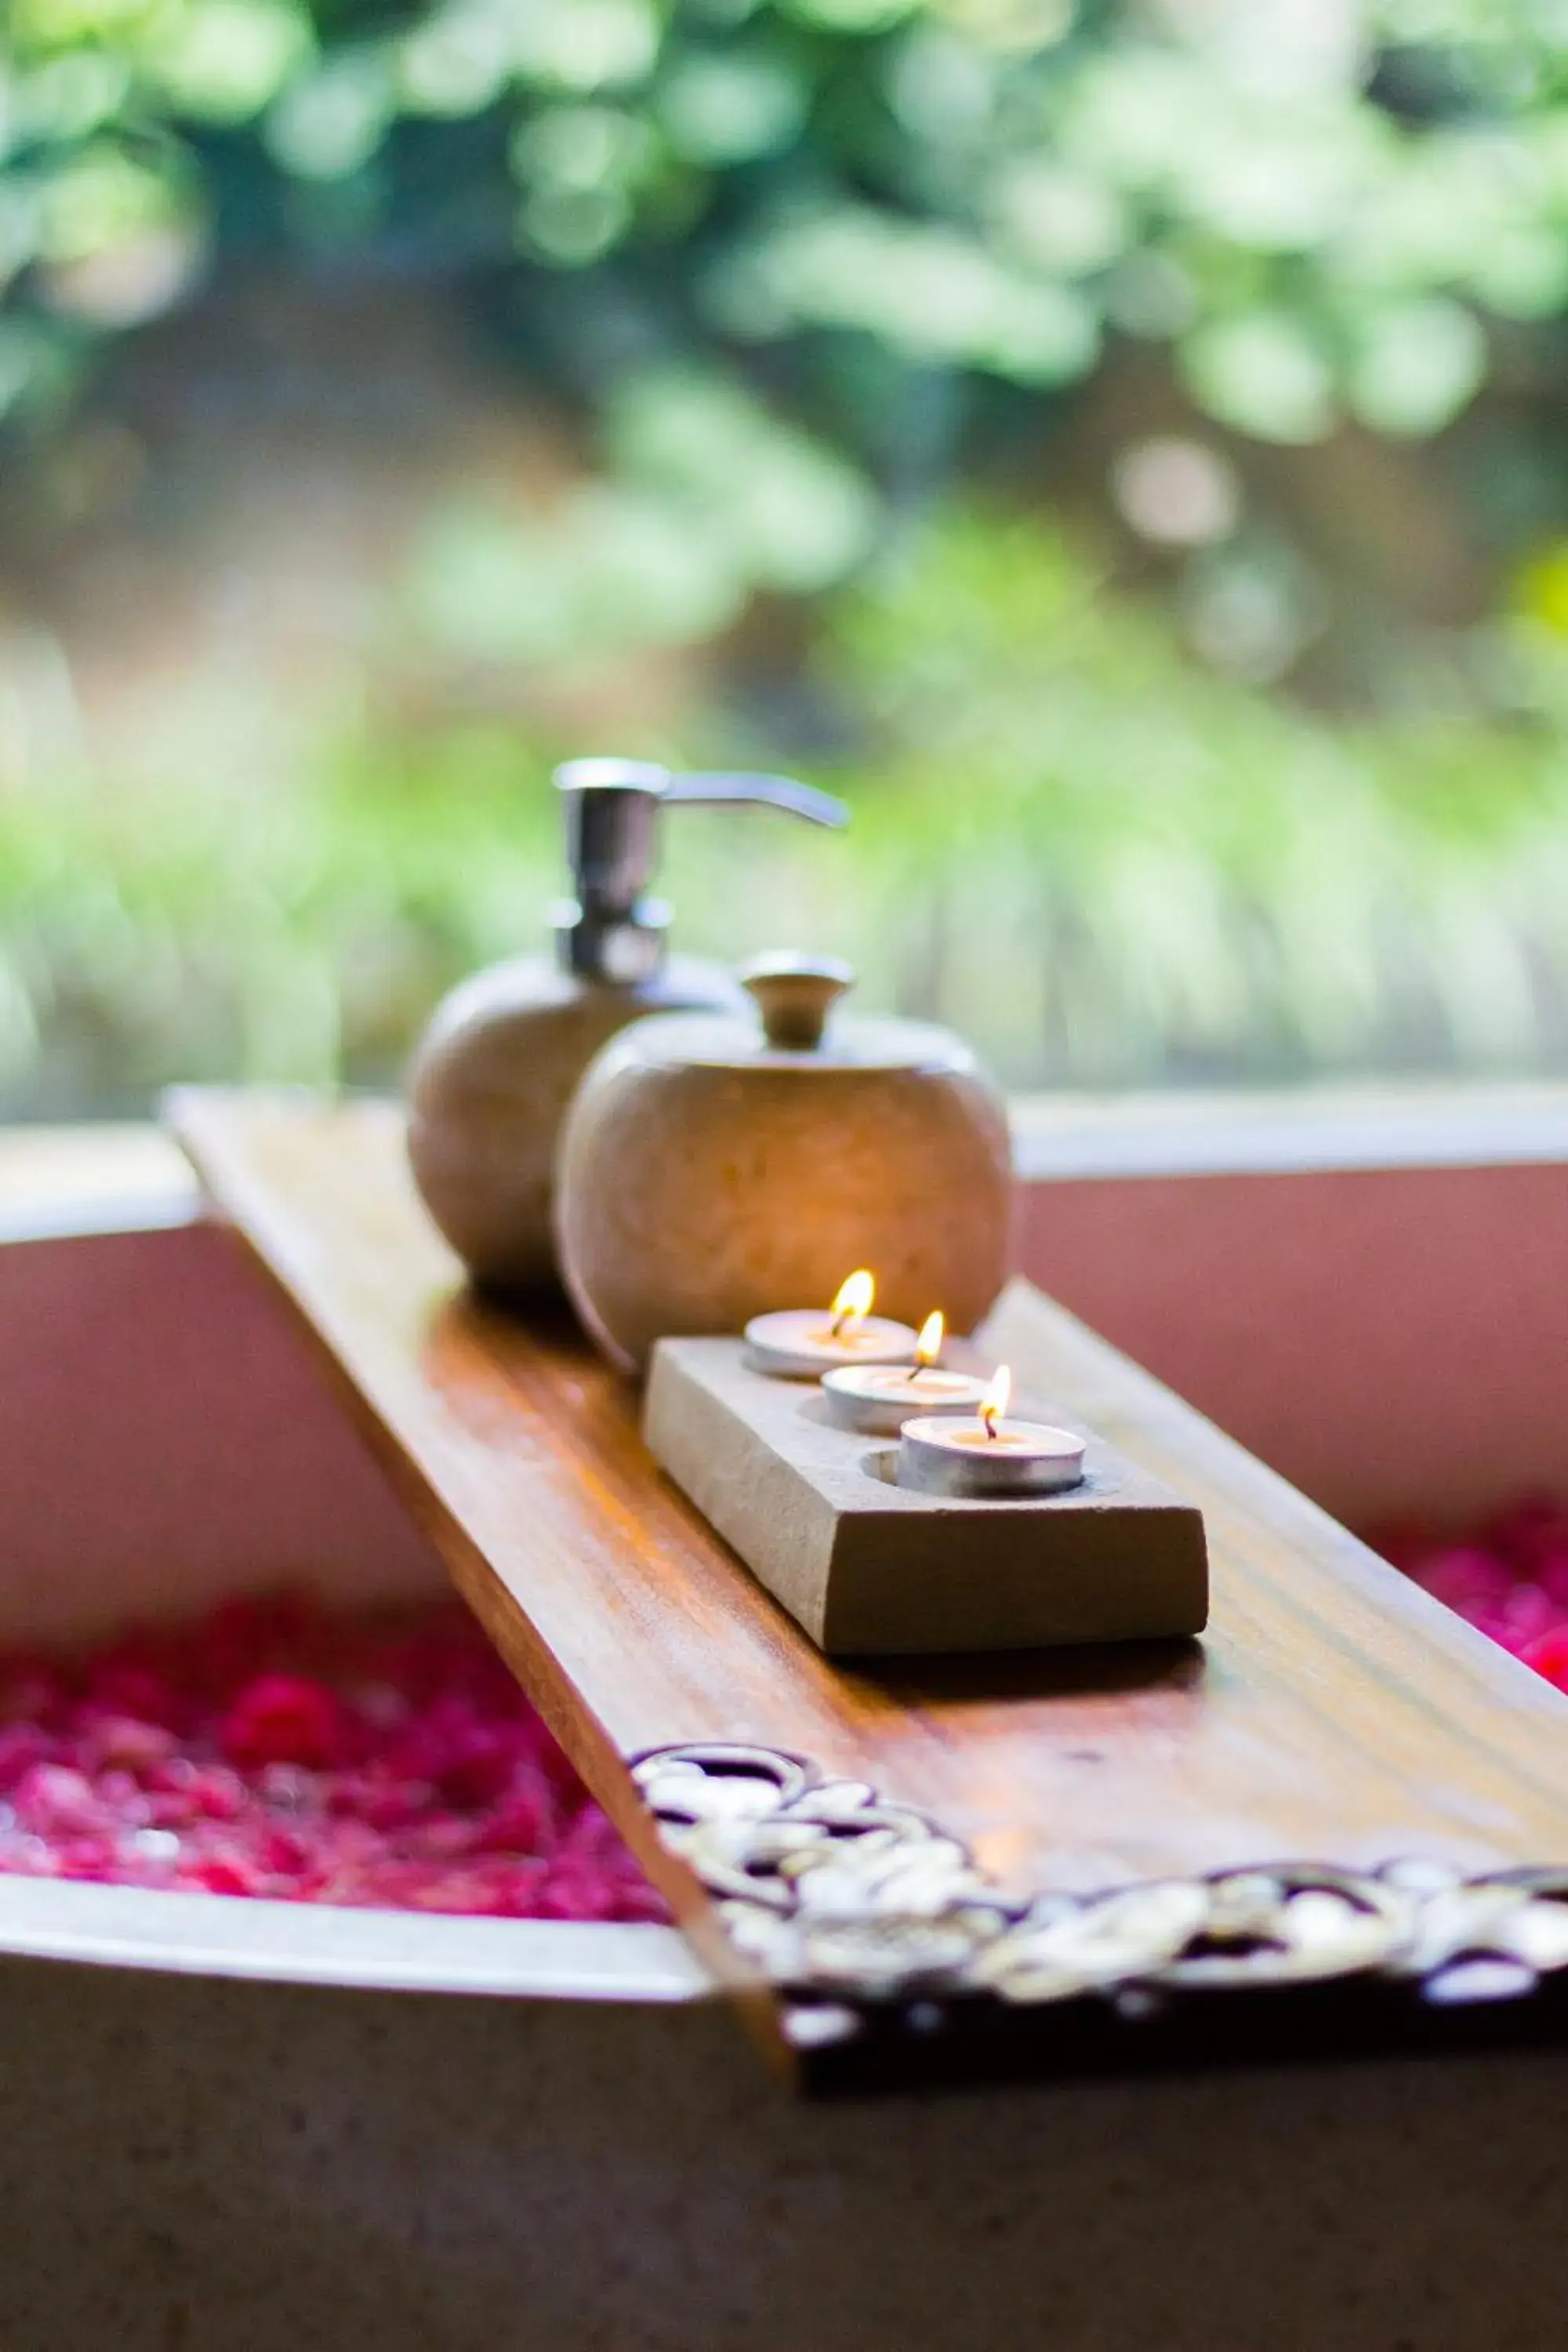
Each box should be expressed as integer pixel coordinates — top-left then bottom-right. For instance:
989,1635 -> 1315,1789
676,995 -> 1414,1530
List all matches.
897,1366 -> 1086,1498
821,1311 -> 988,1434
744,1270 -> 918,1379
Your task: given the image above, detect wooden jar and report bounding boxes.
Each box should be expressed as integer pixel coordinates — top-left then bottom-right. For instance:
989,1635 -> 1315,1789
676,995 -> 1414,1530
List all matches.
554,956 -> 1014,1372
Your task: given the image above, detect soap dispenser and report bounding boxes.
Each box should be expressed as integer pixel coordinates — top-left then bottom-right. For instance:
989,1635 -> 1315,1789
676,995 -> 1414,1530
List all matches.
406,757 -> 847,1297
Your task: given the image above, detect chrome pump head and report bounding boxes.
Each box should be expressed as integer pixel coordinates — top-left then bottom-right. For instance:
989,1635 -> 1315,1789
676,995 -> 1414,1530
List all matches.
551,757 -> 849,984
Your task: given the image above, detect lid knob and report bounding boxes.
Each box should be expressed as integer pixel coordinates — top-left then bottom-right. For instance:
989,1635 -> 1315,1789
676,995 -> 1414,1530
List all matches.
740,954 -> 855,1051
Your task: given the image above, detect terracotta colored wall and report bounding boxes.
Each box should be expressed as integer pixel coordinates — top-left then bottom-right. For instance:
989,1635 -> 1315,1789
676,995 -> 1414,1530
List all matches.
1018,1160 -> 1568,1528
0,1221 -> 441,1640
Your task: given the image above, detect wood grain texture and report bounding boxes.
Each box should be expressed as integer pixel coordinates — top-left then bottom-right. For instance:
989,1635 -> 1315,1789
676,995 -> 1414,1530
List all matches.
169,1091 -> 1568,2081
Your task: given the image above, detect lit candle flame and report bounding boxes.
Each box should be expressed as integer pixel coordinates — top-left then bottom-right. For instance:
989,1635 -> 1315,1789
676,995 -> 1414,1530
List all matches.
913,1311 -> 944,1375
980,1364 -> 1011,1439
829,1269 -> 875,1338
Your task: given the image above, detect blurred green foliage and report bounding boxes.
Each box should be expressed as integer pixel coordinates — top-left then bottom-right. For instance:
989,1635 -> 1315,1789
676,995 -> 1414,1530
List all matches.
401,368 -> 878,662
3,0 -> 1568,507
5,506 -> 1568,1110
5,3 -> 1568,1111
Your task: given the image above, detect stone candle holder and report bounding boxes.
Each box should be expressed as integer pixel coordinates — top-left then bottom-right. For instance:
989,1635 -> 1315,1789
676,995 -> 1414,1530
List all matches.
643,1338 -> 1208,1657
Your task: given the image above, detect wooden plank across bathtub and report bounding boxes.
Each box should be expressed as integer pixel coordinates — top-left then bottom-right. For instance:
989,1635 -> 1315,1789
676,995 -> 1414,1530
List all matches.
170,1088 -> 1568,2092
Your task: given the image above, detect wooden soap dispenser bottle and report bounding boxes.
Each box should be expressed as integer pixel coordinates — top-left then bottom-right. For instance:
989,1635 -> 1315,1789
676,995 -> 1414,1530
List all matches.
405,757 -> 846,1298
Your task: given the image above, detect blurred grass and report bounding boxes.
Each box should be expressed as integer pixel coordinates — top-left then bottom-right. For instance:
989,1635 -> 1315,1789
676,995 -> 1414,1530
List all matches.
5,506 -> 1568,1114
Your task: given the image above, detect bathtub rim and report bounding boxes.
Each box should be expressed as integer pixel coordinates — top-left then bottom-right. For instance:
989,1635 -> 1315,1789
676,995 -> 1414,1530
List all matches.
0,1871 -> 710,2002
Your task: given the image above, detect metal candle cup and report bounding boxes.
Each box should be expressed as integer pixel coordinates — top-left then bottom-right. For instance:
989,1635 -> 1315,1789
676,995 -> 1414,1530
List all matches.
897,1416 -> 1087,1498
821,1363 -> 989,1435
743,1309 -> 920,1379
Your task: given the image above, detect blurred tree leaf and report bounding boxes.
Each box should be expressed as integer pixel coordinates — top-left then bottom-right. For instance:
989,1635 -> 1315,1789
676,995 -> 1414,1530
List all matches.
1,0 -> 1565,487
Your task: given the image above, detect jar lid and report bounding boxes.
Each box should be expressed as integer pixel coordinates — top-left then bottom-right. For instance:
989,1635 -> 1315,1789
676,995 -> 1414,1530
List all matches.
596,955 -> 981,1076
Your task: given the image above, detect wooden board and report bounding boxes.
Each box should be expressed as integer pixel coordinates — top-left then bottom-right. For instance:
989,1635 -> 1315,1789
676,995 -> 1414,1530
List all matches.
170,1091 -> 1568,2092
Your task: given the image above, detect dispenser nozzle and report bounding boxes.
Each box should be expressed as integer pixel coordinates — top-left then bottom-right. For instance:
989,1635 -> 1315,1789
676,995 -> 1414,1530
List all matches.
551,757 -> 848,984
659,771 -> 848,830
